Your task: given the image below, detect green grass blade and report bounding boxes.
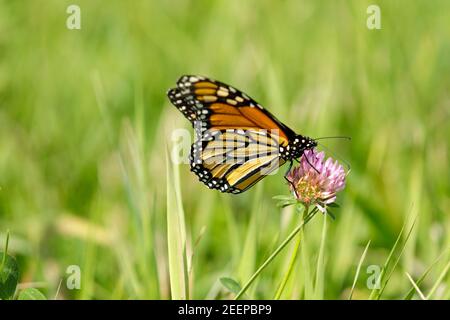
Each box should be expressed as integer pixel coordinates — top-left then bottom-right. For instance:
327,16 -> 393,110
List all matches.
234,210 -> 317,300
166,150 -> 189,300
313,213 -> 328,299
370,215 -> 417,299
349,240 -> 371,300
403,249 -> 449,300
236,186 -> 261,289
368,223 -> 406,299
1,230 -> 10,273
405,272 -> 426,300
426,260 -> 450,300
273,222 -> 302,299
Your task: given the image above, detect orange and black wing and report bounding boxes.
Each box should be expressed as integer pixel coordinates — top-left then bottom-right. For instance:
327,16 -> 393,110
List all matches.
167,75 -> 294,193
168,75 -> 297,140
190,129 -> 286,193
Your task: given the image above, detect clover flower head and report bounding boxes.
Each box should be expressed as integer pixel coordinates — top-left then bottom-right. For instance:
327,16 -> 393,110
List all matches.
287,149 -> 346,212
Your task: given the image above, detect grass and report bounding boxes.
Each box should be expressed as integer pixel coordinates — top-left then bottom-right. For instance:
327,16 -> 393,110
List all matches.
166,150 -> 189,299
0,0 -> 449,299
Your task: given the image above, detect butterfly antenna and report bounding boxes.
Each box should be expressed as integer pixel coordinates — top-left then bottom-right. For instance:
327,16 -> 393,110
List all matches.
317,142 -> 351,171
314,136 -> 352,141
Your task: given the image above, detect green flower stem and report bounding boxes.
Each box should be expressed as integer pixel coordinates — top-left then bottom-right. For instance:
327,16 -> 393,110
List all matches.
273,228 -> 302,299
273,206 -> 309,299
234,208 -> 316,300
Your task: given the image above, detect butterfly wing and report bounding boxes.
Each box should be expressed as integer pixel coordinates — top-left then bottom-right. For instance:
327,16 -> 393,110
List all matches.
191,129 -> 286,193
168,75 -> 297,139
168,75 -> 293,193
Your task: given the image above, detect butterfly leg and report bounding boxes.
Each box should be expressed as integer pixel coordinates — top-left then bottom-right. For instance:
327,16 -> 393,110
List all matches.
284,160 -> 299,199
304,152 -> 320,174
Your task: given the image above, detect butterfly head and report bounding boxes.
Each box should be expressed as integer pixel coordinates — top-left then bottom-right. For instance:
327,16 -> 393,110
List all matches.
295,135 -> 317,151
281,135 -> 317,160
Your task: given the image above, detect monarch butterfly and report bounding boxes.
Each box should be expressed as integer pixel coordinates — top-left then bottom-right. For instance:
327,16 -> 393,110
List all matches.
167,75 -> 317,194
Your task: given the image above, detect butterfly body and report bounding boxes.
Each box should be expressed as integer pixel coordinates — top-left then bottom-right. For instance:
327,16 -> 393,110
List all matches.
167,75 -> 317,194
279,135 -> 316,161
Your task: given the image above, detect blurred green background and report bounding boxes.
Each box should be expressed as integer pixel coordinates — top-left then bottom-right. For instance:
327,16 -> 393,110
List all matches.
0,0 -> 449,299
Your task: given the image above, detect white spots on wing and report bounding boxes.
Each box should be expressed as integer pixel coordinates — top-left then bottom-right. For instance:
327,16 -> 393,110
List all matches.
217,89 -> 229,97
226,98 -> 237,105
203,95 -> 218,102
